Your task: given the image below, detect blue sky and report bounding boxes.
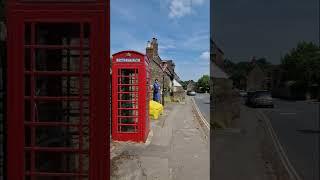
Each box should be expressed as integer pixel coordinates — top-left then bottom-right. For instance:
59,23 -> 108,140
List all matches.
212,0 -> 319,64
111,0 -> 210,81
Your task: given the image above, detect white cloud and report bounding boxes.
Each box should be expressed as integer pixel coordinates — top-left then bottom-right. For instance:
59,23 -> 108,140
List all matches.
199,51 -> 210,60
168,0 -> 206,18
182,31 -> 209,51
169,0 -> 191,18
157,36 -> 176,51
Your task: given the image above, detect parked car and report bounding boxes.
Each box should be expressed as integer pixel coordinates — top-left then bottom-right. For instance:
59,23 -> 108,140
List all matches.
251,90 -> 274,108
187,91 -> 196,96
245,91 -> 256,105
239,90 -> 247,97
196,88 -> 206,93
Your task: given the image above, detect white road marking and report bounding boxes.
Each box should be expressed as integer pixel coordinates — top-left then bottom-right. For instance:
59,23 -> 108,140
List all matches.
192,98 -> 210,130
279,113 -> 297,115
257,110 -> 302,180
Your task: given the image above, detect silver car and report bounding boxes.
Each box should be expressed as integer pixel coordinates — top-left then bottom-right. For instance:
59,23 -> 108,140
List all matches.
187,91 -> 196,96
239,90 -> 247,97
252,91 -> 274,108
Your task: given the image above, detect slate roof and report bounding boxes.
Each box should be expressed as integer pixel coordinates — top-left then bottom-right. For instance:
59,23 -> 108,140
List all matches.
173,79 -> 182,87
212,62 -> 229,78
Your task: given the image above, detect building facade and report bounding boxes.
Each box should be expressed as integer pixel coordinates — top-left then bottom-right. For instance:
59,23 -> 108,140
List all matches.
146,38 -> 182,101
187,80 -> 196,91
246,62 -> 274,91
211,40 -> 240,128
211,40 -> 225,69
246,64 -> 266,91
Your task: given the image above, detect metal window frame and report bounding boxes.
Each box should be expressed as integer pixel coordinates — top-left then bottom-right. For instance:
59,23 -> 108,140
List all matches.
6,5 -> 109,180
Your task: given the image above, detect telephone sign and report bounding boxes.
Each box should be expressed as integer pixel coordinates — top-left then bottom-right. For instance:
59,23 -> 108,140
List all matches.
116,58 -> 140,62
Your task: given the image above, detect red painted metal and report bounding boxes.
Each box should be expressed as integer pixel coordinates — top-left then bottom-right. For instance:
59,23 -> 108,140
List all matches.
112,51 -> 151,142
6,0 -> 110,180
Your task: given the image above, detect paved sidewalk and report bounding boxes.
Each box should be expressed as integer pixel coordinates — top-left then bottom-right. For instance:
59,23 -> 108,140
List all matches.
212,105 -> 276,180
111,97 -> 209,180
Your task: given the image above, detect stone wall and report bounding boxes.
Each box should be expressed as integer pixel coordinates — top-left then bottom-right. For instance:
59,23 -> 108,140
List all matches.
210,42 -> 240,128
171,86 -> 185,102
150,57 -> 172,89
211,78 -> 240,128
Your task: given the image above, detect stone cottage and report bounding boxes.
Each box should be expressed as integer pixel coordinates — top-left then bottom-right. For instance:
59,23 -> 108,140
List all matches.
211,41 -> 240,128
246,59 -> 272,91
246,65 -> 266,91
186,80 -> 196,91
146,38 -> 184,102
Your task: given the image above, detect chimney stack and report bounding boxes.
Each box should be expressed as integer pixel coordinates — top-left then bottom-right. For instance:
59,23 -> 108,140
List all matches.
146,40 -> 153,59
151,37 -> 158,57
251,56 -> 257,65
146,37 -> 159,59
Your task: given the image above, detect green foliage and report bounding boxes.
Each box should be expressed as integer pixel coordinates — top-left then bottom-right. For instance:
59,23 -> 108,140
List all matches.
180,80 -> 189,90
223,57 -> 272,89
180,80 -> 197,90
196,75 -> 210,92
256,57 -> 270,66
223,58 -> 235,74
224,60 -> 251,89
281,41 -> 320,87
222,42 -> 320,91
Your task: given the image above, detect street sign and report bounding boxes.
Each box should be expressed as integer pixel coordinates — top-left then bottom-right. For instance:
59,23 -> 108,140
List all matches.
116,58 -> 140,62
161,63 -> 167,72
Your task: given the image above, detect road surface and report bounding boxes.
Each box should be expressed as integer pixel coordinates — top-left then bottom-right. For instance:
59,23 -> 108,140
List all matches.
193,93 -> 210,123
261,98 -> 319,180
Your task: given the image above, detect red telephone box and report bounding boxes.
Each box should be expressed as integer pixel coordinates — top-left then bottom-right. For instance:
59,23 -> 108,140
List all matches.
6,0 -> 110,179
112,51 -> 150,143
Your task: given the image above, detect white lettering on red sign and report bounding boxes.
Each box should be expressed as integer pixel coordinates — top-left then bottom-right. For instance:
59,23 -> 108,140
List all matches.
116,58 -> 140,62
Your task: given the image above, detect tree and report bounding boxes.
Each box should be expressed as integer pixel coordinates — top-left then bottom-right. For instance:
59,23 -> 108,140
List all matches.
225,61 -> 251,89
180,80 -> 189,90
196,75 -> 210,92
222,57 -> 272,90
223,58 -> 235,74
281,41 -> 320,87
256,57 -> 269,65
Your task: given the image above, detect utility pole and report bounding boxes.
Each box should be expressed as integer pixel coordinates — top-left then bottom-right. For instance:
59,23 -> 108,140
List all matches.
161,62 -> 168,106
162,72 -> 165,106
